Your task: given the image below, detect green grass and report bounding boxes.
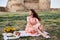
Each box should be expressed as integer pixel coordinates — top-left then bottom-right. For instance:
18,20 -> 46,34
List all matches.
0,11 -> 60,40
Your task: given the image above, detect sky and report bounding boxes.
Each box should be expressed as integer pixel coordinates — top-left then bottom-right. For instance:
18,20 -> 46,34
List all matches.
0,0 -> 8,7
0,0 -> 60,8
50,0 -> 60,8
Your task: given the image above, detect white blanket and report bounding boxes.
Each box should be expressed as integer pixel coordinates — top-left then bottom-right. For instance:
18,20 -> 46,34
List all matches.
3,30 -> 49,40
18,30 -> 49,37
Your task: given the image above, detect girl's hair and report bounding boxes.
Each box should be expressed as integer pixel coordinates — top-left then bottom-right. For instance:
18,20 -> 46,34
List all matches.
30,9 -> 41,21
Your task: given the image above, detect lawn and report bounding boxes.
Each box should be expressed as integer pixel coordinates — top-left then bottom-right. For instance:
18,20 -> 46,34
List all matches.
0,11 -> 60,40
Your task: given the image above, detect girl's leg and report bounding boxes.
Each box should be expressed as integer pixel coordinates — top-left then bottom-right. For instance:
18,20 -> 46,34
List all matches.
37,29 -> 46,37
33,25 -> 50,38
37,28 -> 50,38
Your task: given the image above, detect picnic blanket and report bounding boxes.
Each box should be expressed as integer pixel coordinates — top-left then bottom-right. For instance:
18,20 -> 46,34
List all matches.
3,30 -> 49,40
18,30 -> 49,37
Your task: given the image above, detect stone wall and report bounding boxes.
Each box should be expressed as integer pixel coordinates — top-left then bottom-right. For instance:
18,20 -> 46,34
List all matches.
7,0 -> 24,12
24,3 -> 39,10
0,7 -> 7,12
39,0 -> 50,11
6,0 -> 50,12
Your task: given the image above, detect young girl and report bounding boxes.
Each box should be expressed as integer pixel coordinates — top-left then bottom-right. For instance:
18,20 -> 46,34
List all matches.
25,9 -> 50,38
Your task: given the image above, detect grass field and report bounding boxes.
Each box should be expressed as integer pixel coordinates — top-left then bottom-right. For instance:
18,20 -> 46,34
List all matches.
0,11 -> 60,40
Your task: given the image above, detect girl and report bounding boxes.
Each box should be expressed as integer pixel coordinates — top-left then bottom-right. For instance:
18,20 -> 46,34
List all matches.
25,9 -> 50,38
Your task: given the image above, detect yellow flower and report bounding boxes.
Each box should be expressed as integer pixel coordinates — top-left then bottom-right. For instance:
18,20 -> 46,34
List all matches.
12,28 -> 16,30
4,27 -> 16,33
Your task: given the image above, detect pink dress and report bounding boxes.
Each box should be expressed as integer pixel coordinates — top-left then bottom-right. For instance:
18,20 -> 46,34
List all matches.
25,16 -> 41,35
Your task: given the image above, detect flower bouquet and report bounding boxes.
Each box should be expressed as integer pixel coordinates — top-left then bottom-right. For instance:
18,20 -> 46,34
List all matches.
4,26 -> 20,37
4,27 -> 16,36
4,27 -> 16,33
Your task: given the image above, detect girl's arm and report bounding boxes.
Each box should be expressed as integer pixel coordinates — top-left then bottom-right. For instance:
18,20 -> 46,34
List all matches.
27,17 -> 31,26
33,18 -> 41,29
35,18 -> 45,31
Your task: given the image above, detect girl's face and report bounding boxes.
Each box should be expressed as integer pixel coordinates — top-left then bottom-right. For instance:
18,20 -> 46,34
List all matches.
29,11 -> 33,17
